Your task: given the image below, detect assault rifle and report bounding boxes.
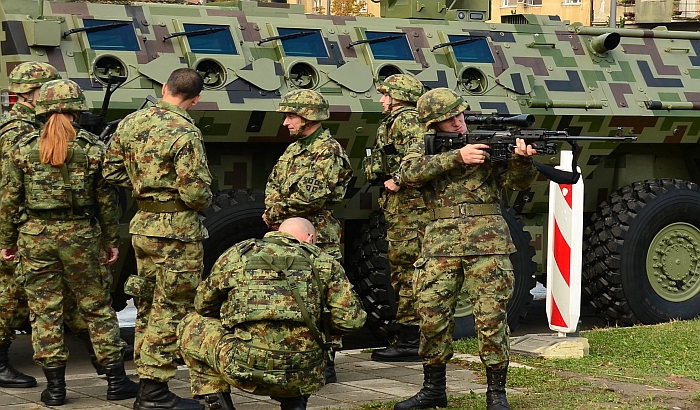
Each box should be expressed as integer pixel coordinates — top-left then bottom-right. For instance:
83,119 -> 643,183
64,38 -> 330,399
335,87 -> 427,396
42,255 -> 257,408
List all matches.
77,74 -> 126,139
424,114 -> 636,184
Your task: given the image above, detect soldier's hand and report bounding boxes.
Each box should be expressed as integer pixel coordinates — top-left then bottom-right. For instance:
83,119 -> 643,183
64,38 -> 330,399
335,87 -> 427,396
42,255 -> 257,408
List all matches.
104,247 -> 119,266
384,179 -> 400,193
459,143 -> 489,165
514,138 -> 537,157
1,246 -> 17,261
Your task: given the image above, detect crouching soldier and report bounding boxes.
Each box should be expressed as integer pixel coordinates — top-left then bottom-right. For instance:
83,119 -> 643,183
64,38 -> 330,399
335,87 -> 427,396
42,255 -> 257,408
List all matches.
177,217 -> 366,410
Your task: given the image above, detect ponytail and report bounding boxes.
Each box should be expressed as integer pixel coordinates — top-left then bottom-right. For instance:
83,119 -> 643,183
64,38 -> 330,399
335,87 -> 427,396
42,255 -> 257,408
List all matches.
40,113 -> 75,166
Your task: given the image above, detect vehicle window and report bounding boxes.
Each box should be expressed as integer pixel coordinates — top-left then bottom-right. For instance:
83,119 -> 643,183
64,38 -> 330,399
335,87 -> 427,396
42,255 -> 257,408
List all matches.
448,35 -> 495,63
278,28 -> 328,58
184,24 -> 238,55
84,19 -> 140,51
365,31 -> 413,60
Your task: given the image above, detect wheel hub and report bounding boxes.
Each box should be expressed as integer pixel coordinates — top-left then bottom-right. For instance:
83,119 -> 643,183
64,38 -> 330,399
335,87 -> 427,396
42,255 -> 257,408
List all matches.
647,222 -> 700,302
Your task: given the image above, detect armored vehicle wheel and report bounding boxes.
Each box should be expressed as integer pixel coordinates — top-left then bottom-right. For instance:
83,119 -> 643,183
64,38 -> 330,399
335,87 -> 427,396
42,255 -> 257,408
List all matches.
344,211 -> 399,341
201,189 -> 270,276
346,206 -> 536,341
452,205 -> 536,339
583,179 -> 700,326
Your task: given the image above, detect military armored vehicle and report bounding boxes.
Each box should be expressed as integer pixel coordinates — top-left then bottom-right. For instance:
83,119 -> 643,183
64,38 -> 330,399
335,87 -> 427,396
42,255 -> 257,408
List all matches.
2,0 -> 699,340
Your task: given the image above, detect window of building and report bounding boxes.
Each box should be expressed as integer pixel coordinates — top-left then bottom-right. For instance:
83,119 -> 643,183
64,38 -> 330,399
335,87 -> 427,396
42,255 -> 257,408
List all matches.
563,0 -> 581,4
525,0 -> 543,5
365,31 -> 414,60
183,24 -> 237,54
84,19 -> 140,51
277,28 -> 328,58
501,0 -> 517,7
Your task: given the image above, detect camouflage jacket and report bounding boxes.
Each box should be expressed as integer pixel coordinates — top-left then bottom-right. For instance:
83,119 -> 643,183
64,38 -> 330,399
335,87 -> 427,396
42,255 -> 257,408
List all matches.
263,128 -> 352,245
195,231 -> 366,352
0,104 -> 39,185
370,106 -> 426,214
0,127 -> 120,248
103,100 -> 213,242
400,136 -> 537,256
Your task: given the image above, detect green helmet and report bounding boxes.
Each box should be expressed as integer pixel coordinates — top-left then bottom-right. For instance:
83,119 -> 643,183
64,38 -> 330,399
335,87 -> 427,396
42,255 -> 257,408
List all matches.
417,88 -> 470,129
8,62 -> 60,94
377,74 -> 424,104
35,79 -> 88,116
277,89 -> 329,121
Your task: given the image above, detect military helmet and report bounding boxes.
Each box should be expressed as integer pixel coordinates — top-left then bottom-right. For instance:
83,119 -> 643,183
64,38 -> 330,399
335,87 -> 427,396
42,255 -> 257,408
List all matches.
8,62 -> 61,94
417,88 -> 470,129
35,79 -> 88,116
377,74 -> 424,104
277,89 -> 329,121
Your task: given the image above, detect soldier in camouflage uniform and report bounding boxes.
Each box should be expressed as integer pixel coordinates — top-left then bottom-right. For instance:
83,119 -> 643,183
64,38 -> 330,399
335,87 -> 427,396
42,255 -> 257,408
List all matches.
0,79 -> 139,406
263,89 -> 353,383
394,88 -> 537,410
263,89 -> 352,262
103,68 -> 212,410
0,62 -> 132,389
364,74 -> 429,362
177,217 -> 366,410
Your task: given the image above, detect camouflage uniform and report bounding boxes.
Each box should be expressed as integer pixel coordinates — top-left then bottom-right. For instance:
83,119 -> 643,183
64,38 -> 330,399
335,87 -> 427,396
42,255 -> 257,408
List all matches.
0,80 -> 125,368
401,89 -> 537,368
176,230 -> 366,399
103,99 -> 213,383
264,90 -> 352,261
364,74 -> 428,328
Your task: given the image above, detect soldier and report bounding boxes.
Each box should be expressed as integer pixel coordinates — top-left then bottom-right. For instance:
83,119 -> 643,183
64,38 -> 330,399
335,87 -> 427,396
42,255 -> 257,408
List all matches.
394,88 -> 538,410
263,89 -> 353,382
103,67 -> 212,410
177,217 -> 366,410
0,79 -> 139,406
0,62 -> 130,389
263,89 -> 352,261
364,74 -> 429,362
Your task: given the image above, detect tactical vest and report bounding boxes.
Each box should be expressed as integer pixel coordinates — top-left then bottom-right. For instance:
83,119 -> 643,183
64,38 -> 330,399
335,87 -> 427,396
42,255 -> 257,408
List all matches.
364,107 -> 412,182
23,133 -> 96,217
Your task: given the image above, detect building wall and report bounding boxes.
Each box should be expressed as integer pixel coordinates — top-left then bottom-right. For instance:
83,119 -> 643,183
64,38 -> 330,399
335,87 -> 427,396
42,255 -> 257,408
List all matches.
489,0 -> 593,25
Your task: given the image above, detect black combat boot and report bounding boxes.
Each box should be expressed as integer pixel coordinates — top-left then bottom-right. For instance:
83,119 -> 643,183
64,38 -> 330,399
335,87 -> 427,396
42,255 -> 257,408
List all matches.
272,395 -> 308,410
0,340 -> 37,388
103,360 -> 140,400
371,325 -> 421,362
485,366 -> 510,410
41,365 -> 67,406
394,364 -> 447,410
203,392 -> 236,410
134,379 -> 204,410
324,351 -> 337,383
76,331 -> 134,375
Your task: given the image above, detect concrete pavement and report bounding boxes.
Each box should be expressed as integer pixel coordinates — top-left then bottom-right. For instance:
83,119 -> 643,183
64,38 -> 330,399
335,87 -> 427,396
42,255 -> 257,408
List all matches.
1,331 -> 511,410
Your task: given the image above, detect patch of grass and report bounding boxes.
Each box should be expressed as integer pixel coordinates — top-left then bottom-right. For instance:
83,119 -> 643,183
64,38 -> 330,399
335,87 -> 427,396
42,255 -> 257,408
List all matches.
453,318 -> 700,387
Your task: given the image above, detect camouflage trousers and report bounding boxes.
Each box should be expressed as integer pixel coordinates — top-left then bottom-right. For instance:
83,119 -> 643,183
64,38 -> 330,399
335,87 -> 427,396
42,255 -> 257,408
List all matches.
414,254 -> 513,367
177,313 -> 325,398
0,260 -> 99,343
132,234 -> 202,382
384,209 -> 428,326
15,219 -> 124,367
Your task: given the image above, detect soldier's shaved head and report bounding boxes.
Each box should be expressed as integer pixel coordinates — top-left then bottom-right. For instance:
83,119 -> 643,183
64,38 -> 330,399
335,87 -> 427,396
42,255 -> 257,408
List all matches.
279,218 -> 316,244
165,68 -> 204,100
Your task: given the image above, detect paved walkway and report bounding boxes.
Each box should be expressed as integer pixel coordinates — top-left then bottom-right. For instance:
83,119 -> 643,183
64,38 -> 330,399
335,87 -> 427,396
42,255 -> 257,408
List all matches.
0,348 -> 517,410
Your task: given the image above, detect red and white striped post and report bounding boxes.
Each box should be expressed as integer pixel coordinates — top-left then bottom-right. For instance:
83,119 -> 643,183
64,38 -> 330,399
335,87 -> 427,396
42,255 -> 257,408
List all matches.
546,150 -> 584,335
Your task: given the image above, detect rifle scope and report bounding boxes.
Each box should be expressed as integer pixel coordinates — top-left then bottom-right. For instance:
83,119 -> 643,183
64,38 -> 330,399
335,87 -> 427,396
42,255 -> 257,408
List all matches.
465,114 -> 535,128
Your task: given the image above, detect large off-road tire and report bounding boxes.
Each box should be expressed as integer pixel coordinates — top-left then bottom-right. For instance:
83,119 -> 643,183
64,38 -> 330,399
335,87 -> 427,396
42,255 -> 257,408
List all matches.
583,179 -> 700,326
345,206 -> 536,341
452,205 -> 537,339
200,189 -> 270,275
344,211 -> 399,341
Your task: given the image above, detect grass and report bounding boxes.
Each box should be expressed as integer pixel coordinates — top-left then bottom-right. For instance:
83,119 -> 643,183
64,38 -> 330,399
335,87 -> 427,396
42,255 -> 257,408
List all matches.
349,319 -> 700,409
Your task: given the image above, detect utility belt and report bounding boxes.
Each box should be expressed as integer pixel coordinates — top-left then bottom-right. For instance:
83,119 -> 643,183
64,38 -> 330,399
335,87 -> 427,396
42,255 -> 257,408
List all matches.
136,198 -> 189,213
431,203 -> 501,220
26,208 -> 92,221
229,342 -> 324,385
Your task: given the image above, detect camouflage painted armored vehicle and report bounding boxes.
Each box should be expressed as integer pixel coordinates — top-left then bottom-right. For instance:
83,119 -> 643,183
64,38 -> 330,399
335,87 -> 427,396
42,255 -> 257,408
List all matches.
1,0 -> 699,339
